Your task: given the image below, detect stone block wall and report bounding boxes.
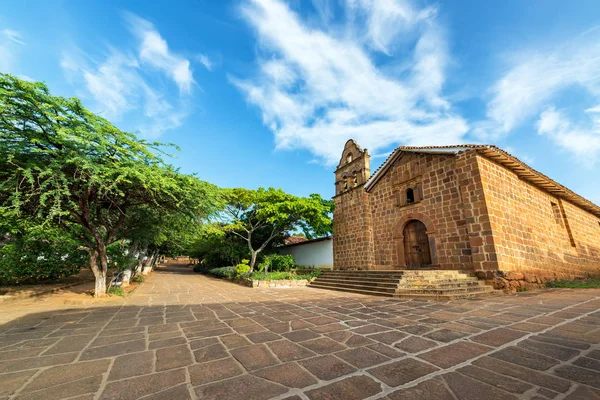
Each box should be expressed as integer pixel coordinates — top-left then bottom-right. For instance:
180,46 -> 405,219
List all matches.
477,155 -> 600,282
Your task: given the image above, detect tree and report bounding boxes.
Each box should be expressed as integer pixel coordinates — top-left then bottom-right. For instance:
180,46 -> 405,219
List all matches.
0,74 -> 220,296
221,188 -> 333,272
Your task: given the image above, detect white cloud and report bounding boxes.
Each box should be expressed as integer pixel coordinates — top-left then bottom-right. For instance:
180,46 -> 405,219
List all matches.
0,28 -> 24,72
234,0 -> 467,165
124,13 -> 195,94
196,54 -> 212,71
60,13 -> 197,138
476,29 -> 600,144
536,106 -> 600,165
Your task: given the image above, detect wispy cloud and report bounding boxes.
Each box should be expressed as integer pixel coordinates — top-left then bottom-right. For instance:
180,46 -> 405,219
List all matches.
476,29 -> 600,163
0,28 -> 24,72
233,0 -> 467,165
124,13 -> 195,94
60,13 -> 196,138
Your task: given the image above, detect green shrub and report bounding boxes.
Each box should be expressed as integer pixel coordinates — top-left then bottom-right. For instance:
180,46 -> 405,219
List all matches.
193,264 -> 212,274
250,271 -> 313,281
235,263 -> 251,278
208,266 -> 235,279
131,275 -> 144,283
0,227 -> 87,285
259,254 -> 295,273
108,287 -> 124,296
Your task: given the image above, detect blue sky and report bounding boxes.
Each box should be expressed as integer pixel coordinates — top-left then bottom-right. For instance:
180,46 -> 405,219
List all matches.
2,0 -> 600,203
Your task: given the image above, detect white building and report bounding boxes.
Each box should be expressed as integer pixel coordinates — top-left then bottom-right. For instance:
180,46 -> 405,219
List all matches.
278,236 -> 333,269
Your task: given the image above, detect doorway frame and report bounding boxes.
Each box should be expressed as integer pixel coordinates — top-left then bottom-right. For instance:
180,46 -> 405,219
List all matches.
393,212 -> 438,269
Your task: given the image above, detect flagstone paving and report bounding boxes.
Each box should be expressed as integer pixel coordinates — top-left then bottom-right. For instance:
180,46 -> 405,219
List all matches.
1,264 -> 599,400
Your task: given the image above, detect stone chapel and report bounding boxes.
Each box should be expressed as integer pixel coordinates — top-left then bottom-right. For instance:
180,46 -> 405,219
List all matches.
332,140 -> 600,288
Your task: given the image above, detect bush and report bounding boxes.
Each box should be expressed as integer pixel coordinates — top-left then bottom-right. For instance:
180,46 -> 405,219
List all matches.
259,254 -> 295,273
208,266 -> 235,279
235,262 -> 250,278
193,263 -> 212,274
0,227 -> 87,285
251,271 -> 313,281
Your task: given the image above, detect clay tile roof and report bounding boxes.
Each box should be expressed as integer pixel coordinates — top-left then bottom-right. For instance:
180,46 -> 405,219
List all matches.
364,144 -> 600,218
284,235 -> 309,245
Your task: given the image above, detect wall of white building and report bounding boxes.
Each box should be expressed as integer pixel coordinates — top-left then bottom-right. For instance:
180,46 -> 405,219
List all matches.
278,237 -> 333,269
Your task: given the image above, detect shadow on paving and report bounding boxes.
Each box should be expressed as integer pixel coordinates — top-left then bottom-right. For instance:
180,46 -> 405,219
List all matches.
0,267 -> 599,400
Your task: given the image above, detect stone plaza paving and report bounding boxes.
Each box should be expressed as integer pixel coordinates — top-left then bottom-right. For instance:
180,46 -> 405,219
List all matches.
1,264 -> 599,400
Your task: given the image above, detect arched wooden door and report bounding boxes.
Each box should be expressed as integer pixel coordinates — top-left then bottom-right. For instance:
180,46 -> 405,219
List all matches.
403,220 -> 432,268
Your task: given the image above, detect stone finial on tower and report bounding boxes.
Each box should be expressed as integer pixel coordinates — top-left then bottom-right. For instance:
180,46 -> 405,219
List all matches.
334,139 -> 371,196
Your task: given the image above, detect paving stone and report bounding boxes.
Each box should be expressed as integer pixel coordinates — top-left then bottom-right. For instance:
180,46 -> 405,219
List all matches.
142,384 -> 191,400
531,334 -> 590,350
109,351 -> 154,381
424,329 -> 469,343
368,358 -> 439,387
310,323 -> 346,333
587,350 -> 600,360
442,372 -> 517,400
419,342 -> 489,368
194,343 -> 229,363
472,356 -> 572,393
400,324 -> 435,335
0,370 -> 37,397
471,328 -> 527,347
100,369 -> 186,400
554,365 -> 600,388
220,334 -> 252,349
156,344 -> 193,371
388,378 -> 454,400
282,329 -> 320,342
564,385 -> 600,399
15,376 -> 104,400
537,388 -> 559,398
80,339 -> 146,361
189,358 -> 243,386
0,352 -> 78,373
518,339 -> 581,361
350,324 -> 390,334
299,355 -> 357,380
90,333 -> 141,347
149,337 -> 187,349
267,340 -> 316,362
43,334 -> 96,355
246,330 -> 282,343
305,375 -> 382,400
394,336 -> 438,353
22,359 -> 110,393
301,337 -> 347,354
195,374 -> 287,400
510,322 -> 548,332
367,330 -> 408,344
336,346 -> 390,368
345,334 -> 376,347
367,343 -> 406,359
253,362 -> 318,388
0,348 -> 43,361
189,337 -> 220,350
148,323 -> 180,334
230,344 -> 279,371
457,365 -> 533,394
490,346 -> 561,370
573,356 -> 600,371
149,331 -> 182,341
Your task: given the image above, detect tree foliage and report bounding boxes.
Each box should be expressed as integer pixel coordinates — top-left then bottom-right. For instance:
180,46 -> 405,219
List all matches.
0,74 -> 220,295
221,187 -> 333,271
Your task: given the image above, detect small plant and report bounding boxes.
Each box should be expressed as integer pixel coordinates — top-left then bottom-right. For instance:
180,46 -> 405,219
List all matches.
235,262 -> 251,278
108,287 -> 125,296
208,266 -> 236,279
516,286 -> 528,292
259,254 -> 295,273
546,276 -> 600,289
131,275 -> 144,283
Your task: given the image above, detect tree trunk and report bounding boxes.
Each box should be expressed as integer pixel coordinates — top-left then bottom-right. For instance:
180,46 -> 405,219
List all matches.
86,248 -> 107,297
96,242 -> 109,297
249,250 -> 258,273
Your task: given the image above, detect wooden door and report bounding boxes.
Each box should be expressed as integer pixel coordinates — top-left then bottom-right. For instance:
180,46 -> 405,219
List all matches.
403,220 -> 432,268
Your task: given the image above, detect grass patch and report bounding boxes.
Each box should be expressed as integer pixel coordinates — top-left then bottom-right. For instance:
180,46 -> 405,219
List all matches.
250,269 -> 322,281
131,275 -> 145,283
107,287 -> 125,296
546,276 -> 600,289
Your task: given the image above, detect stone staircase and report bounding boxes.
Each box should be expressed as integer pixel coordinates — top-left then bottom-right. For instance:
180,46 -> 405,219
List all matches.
309,270 -> 495,300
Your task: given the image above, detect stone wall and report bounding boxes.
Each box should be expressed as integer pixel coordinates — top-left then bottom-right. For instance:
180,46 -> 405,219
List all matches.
367,152 -> 479,270
478,155 -> 600,282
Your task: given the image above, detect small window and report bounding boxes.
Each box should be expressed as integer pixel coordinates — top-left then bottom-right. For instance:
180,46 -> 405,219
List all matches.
346,153 -> 353,164
353,173 -> 358,187
551,202 -> 562,225
406,188 -> 415,204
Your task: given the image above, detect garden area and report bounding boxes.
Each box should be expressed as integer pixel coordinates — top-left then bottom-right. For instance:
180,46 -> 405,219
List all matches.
0,73 -> 333,297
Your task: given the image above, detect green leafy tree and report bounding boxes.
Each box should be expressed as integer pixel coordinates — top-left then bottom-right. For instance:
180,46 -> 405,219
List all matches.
0,74 -> 219,296
221,188 -> 332,272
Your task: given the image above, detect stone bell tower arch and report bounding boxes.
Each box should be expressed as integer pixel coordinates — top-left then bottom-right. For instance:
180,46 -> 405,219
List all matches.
333,140 -> 375,270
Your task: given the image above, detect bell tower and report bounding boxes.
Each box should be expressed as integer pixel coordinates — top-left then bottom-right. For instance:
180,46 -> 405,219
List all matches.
334,140 -> 371,195
333,140 -> 375,270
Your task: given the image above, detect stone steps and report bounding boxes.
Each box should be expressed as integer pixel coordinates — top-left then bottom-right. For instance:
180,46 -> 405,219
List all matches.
309,270 -> 496,300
